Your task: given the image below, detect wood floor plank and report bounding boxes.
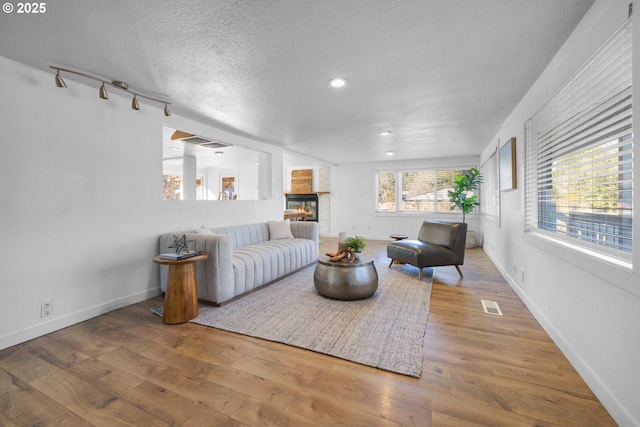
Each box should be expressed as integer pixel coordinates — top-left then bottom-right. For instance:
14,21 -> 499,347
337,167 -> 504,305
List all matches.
230,396 -> 328,427
0,239 -> 616,426
141,340 -> 300,409
98,347 -> 251,417
315,364 -> 433,426
30,370 -> 170,427
0,388 -> 92,427
125,380 -> 249,427
0,412 -> 20,427
449,367 -> 612,425
431,397 -> 551,427
285,388 -> 406,427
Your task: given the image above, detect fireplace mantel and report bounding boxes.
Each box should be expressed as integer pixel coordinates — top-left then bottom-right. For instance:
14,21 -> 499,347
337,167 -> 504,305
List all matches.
284,191 -> 330,195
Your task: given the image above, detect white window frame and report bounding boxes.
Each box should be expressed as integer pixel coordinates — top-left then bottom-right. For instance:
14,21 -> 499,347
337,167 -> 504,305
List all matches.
375,167 -> 478,216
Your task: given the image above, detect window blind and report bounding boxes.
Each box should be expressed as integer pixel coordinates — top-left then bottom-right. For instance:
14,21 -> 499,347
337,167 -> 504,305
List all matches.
525,20 -> 633,260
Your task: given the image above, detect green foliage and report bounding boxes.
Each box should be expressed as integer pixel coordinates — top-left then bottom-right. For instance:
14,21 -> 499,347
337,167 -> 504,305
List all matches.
447,168 -> 483,222
552,143 -> 622,212
345,235 -> 366,252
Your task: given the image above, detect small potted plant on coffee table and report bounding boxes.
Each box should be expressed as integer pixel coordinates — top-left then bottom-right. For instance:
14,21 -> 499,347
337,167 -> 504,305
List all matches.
345,235 -> 366,259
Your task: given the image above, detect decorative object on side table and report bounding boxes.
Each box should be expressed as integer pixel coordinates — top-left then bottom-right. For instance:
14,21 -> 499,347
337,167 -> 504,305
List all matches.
345,235 -> 366,258
337,232 -> 348,251
167,234 -> 194,254
325,248 -> 356,262
159,234 -> 201,259
447,167 -> 482,248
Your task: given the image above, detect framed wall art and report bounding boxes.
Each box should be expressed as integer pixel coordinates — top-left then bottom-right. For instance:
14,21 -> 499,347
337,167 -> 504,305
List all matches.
499,137 -> 517,191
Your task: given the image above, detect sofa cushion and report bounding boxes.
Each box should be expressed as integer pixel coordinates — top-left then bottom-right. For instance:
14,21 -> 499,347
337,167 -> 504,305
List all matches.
232,237 -> 317,294
197,225 -> 213,234
268,219 -> 294,240
387,240 -> 456,266
209,223 -> 270,248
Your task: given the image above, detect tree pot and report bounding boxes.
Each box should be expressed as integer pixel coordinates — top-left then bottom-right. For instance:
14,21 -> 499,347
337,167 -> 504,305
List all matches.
465,230 -> 477,249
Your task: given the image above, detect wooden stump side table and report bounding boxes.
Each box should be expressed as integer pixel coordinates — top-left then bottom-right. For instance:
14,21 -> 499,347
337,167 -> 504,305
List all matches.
153,254 -> 208,324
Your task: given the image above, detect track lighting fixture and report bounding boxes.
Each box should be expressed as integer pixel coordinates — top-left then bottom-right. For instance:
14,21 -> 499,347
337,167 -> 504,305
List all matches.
50,65 -> 171,115
99,83 -> 108,100
55,70 -> 67,88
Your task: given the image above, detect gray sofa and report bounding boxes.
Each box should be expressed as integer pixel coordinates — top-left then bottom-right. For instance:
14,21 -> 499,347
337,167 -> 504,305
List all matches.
159,221 -> 319,305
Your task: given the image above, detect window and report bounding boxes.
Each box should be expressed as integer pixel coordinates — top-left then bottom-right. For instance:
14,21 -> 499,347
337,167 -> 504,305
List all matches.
525,20 -> 632,262
481,148 -> 499,218
376,168 -> 471,214
376,171 -> 396,212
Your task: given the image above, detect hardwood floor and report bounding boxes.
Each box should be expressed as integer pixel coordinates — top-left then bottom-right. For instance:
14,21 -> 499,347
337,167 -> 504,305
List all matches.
0,238 -> 615,426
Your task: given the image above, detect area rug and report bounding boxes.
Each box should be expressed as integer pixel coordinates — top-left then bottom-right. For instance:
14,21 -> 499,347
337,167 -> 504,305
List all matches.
156,263 -> 432,377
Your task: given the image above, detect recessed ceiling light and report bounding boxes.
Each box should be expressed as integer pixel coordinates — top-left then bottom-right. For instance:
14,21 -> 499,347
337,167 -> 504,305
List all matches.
379,131 -> 392,136
215,151 -> 224,156
386,151 -> 394,156
328,77 -> 349,88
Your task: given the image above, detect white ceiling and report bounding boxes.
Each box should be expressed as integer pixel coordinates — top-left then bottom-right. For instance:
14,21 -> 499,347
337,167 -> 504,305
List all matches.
0,0 -> 594,164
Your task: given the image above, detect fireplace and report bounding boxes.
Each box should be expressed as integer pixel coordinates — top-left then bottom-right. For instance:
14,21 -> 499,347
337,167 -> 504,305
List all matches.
285,194 -> 319,221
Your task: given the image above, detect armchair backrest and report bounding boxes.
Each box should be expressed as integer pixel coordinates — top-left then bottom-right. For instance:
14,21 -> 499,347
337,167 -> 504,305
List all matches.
417,221 -> 468,263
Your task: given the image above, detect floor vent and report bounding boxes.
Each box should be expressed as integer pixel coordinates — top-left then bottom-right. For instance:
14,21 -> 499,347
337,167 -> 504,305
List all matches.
481,300 -> 503,316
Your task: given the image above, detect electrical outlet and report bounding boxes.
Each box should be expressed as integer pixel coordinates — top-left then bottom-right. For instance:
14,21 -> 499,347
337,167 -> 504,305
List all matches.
41,302 -> 53,318
512,263 -> 517,273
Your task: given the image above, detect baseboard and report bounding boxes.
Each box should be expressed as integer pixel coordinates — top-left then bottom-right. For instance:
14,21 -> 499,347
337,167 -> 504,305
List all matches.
0,287 -> 162,351
484,249 -> 636,427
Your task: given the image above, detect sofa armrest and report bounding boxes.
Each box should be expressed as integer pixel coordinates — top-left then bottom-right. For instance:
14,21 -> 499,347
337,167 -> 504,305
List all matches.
290,221 -> 319,252
450,222 -> 468,265
290,221 -> 318,241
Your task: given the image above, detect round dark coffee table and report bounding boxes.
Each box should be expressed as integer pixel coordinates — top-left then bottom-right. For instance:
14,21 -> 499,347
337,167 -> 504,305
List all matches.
313,255 -> 378,300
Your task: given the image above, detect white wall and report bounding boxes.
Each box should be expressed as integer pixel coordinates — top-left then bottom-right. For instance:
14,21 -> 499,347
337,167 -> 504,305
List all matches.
480,1 -> 639,425
0,57 -> 284,349
329,156 -> 481,240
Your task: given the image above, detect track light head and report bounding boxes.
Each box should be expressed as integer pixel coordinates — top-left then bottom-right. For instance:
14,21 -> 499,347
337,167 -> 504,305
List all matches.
131,95 -> 140,110
112,81 -> 128,90
99,83 -> 108,100
164,103 -> 171,117
55,70 -> 67,88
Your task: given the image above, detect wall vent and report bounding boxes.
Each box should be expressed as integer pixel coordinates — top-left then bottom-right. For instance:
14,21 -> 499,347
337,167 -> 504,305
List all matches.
481,300 -> 503,316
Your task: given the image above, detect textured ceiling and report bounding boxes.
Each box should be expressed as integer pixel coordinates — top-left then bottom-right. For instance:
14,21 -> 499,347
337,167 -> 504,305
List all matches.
0,0 -> 594,164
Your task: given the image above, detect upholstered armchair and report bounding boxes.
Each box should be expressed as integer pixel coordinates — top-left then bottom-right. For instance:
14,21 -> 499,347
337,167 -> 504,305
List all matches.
387,221 -> 468,279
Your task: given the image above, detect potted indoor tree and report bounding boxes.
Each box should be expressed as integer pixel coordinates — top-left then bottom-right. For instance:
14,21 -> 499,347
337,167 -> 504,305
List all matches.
447,167 -> 482,248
